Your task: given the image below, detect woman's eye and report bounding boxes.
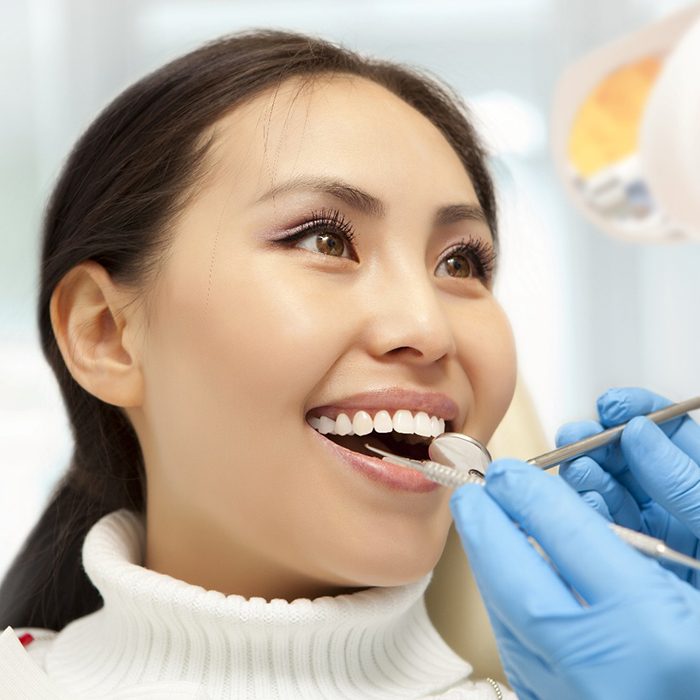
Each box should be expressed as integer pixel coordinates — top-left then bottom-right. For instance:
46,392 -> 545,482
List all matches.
283,209 -> 358,260
436,252 -> 475,278
282,213 -> 495,283
295,229 -> 353,259
435,239 -> 497,283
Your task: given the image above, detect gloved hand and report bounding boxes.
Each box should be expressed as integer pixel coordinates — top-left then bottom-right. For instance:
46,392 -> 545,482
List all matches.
450,459 -> 700,700
556,387 -> 700,586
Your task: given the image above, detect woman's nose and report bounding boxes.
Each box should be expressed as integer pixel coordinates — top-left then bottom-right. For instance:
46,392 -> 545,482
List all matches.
363,268 -> 457,364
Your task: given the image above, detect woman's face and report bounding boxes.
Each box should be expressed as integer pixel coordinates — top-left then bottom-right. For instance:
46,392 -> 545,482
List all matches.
128,74 -> 517,599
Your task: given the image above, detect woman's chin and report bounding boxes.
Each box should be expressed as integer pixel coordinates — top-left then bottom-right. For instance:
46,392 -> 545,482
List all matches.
332,551 -> 444,591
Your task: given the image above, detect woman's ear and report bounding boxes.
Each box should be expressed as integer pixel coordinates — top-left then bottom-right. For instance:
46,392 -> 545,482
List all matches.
49,260 -> 145,408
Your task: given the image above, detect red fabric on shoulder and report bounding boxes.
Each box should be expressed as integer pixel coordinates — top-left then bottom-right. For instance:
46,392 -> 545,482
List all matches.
18,632 -> 34,647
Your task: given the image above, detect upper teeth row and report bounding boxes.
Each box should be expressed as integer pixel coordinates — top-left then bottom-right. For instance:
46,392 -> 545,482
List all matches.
308,409 -> 446,438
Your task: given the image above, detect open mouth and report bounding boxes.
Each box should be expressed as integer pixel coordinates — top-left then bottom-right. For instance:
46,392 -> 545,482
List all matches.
312,422 -> 453,463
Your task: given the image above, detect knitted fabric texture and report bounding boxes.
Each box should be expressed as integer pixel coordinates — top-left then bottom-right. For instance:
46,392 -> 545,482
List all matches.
1,509 -> 515,699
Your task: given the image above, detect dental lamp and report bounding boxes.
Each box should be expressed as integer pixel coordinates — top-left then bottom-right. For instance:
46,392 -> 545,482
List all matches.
551,3 -> 700,241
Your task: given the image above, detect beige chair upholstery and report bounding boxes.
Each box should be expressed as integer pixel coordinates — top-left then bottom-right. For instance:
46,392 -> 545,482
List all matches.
425,375 -> 550,684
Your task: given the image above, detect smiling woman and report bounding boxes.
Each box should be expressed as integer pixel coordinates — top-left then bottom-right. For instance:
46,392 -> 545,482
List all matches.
0,28 -> 517,699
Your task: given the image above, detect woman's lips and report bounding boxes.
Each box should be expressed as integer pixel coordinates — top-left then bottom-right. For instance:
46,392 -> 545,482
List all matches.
306,387 -> 460,425
308,423 -> 441,493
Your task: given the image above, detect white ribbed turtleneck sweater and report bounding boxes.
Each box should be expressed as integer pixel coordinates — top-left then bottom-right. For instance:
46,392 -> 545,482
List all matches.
0,510 -> 514,699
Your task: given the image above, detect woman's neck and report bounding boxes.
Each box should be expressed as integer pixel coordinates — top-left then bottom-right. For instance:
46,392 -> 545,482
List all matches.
41,509 -> 473,699
143,504 -> 372,600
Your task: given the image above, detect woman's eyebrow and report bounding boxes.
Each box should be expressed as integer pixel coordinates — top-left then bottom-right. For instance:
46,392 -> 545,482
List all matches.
255,175 -> 488,227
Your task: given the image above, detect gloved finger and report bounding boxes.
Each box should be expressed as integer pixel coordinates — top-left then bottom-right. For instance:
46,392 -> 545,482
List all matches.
580,490 -> 613,522
641,507 -> 700,582
469,582 -> 539,699
556,421 -> 650,506
484,459 -> 656,605
599,387 -> 700,477
484,593 -> 601,700
559,456 -> 641,527
482,608 -> 548,700
450,483 -> 580,635
597,387 -> 673,426
621,417 -> 700,540
598,386 -> 699,439
555,420 -> 624,472
453,493 -> 570,698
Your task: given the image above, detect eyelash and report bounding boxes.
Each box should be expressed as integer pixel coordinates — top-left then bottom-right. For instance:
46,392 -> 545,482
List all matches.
280,207 -> 496,283
284,207 -> 358,251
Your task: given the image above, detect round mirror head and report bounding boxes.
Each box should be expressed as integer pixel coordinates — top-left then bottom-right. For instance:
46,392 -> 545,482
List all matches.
428,432 -> 492,474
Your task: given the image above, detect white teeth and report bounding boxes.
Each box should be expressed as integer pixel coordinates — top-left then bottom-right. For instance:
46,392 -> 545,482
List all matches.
308,408 -> 448,439
392,409 -> 414,433
414,411 -> 432,437
352,410 -> 374,436
335,413 -> 353,436
373,410 -> 393,433
319,416 -> 335,434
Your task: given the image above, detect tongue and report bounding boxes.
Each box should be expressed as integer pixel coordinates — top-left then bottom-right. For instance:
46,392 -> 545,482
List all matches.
326,432 -> 430,461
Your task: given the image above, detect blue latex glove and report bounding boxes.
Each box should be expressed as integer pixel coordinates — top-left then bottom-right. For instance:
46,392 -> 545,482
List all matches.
556,387 -> 700,586
450,460 -> 700,700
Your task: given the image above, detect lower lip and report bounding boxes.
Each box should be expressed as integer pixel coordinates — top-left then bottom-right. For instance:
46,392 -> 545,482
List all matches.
309,426 -> 442,493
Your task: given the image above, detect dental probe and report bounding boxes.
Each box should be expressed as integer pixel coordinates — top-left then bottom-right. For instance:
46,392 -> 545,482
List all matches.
364,444 -> 700,573
527,396 -> 700,470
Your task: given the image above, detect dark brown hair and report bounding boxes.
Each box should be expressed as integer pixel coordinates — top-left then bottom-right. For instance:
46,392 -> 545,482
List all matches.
0,28 -> 497,631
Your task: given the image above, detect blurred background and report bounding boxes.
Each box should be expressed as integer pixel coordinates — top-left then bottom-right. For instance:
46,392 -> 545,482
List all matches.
1,0 -> 698,662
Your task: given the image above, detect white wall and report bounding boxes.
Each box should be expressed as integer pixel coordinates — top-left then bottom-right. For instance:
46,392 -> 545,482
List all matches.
1,0 -> 699,578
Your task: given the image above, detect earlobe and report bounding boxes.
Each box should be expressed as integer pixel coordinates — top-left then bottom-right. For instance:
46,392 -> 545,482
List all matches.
49,260 -> 144,408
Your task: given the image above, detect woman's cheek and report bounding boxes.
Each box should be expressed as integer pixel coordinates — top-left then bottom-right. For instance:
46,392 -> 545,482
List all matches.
212,272 -> 350,400
459,303 -> 517,440
487,312 -> 518,430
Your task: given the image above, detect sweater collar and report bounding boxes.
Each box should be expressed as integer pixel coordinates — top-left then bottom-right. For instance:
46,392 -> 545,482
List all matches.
45,510 -> 472,699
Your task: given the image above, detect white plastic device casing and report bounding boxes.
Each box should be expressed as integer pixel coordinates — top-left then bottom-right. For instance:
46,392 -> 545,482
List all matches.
640,12 -> 700,235
550,4 -> 700,242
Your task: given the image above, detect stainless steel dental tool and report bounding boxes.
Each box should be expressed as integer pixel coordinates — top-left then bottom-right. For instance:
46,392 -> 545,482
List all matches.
364,395 -> 700,572
525,396 -> 700,470
430,395 -> 700,476
366,443 -> 700,572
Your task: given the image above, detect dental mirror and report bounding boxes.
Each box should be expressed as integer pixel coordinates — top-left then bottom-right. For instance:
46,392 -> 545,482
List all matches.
428,432 -> 492,476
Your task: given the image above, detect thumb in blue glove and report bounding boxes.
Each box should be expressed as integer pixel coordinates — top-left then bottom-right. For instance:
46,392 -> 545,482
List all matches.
450,459 -> 700,700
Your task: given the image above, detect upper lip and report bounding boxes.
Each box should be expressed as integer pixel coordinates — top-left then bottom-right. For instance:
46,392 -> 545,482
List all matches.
306,387 -> 460,428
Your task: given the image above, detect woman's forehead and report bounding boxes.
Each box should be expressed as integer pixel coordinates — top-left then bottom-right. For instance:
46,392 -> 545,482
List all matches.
201,74 -> 478,206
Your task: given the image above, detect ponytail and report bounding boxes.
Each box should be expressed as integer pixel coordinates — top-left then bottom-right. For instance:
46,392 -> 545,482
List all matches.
0,401 -> 145,630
